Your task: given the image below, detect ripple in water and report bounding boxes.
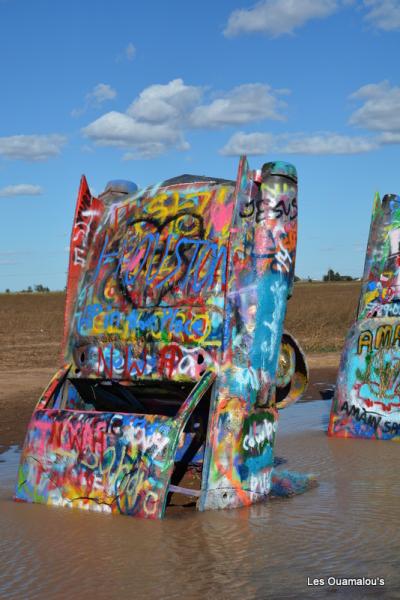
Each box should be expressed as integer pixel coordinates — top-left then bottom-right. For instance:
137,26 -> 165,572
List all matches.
1,401 -> 399,599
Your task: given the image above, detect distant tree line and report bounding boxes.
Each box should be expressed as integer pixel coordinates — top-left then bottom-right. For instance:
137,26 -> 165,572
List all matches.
293,271 -> 356,283
323,269 -> 355,282
294,275 -> 313,282
4,284 -> 51,293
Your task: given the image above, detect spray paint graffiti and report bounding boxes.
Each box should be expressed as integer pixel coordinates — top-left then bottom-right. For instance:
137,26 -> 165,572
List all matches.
199,160 -> 307,510
16,158 -> 311,518
329,193 -> 400,440
17,410 -> 173,517
16,368 -> 215,518
63,180 -> 234,381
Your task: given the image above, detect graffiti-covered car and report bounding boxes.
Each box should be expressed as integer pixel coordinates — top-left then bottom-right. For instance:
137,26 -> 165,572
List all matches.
328,192 -> 400,440
15,156 -> 310,518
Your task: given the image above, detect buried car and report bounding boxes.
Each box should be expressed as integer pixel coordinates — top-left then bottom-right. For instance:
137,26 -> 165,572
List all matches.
328,192 -> 400,440
15,156 -> 311,518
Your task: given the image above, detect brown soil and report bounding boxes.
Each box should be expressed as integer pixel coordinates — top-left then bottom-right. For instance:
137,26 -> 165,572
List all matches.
0,292 -> 65,372
0,368 -> 54,449
285,281 -> 360,352
0,285 -> 350,450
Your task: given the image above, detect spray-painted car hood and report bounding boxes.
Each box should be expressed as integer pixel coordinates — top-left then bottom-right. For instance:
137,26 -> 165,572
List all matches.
63,174 -> 237,383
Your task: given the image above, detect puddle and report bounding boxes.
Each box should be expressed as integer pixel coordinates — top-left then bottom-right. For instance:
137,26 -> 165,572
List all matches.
1,401 -> 399,599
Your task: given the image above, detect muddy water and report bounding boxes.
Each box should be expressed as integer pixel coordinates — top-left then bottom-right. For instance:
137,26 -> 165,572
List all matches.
1,401 -> 399,600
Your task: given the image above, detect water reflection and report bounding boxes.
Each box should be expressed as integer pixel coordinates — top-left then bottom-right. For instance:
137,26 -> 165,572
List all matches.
1,402 -> 399,599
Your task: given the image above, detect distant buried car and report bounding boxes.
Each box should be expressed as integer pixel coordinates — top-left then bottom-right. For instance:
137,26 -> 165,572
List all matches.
15,155 -> 311,518
328,192 -> 400,440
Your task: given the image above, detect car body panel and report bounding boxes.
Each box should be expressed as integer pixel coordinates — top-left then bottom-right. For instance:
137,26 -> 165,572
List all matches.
16,156 -> 310,517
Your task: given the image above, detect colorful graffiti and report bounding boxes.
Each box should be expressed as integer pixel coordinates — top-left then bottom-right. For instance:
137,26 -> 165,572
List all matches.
200,160 -> 306,509
358,194 -> 400,319
16,157 -> 310,518
16,370 -> 215,518
329,193 -> 400,440
64,178 -> 234,381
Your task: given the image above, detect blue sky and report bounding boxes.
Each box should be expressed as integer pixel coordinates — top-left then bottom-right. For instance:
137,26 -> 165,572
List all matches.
1,0 -> 400,291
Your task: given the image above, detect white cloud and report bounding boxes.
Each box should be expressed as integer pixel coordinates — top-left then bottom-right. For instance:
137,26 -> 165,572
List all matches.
125,42 -> 136,60
83,79 -> 201,158
190,84 -> 287,128
88,83 -> 117,104
116,42 -> 137,62
379,131 -> 400,143
363,0 -> 400,31
83,111 -> 177,145
122,141 -> 190,160
0,184 -> 43,198
220,131 -> 276,155
349,81 -> 400,131
224,0 -> 338,37
279,132 -> 379,154
72,83 -> 117,117
82,111 -> 189,158
0,135 -> 66,161
221,81 -> 400,156
127,78 -> 202,123
220,131 -> 379,155
82,76 -> 400,160
83,78 -> 290,158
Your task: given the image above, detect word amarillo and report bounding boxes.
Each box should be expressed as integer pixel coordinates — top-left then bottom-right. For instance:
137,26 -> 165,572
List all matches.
358,323 -> 400,354
340,401 -> 400,434
77,305 -> 217,343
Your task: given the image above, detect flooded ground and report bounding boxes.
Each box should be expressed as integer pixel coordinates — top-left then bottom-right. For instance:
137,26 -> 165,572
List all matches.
1,400 -> 399,600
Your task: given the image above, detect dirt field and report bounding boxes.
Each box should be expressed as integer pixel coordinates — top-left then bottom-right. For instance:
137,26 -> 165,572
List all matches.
285,281 -> 360,352
0,282 -> 361,448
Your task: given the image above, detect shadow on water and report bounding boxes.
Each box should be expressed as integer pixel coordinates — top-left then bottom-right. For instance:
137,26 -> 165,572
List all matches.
273,456 -> 288,467
1,401 -> 399,600
320,412 -> 331,429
